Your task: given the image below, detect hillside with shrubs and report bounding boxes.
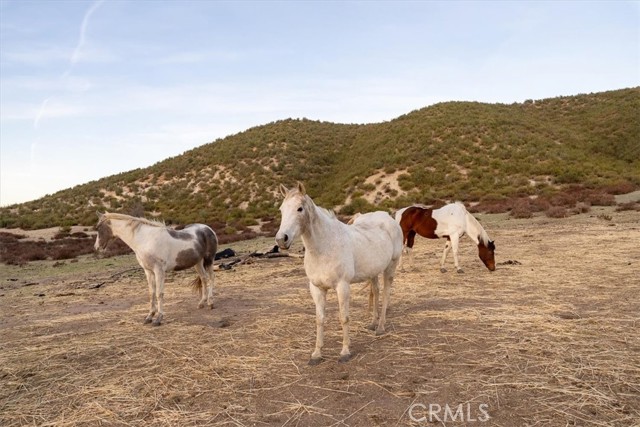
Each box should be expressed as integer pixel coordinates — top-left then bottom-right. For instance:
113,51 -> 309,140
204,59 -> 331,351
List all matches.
1,87 -> 638,235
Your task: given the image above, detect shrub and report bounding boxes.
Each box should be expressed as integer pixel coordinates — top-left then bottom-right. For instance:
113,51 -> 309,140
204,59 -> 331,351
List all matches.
583,190 -> 615,206
574,201 -> 591,213
510,199 -> 533,218
616,202 -> 640,212
546,206 -> 567,218
603,181 -> 636,195
340,197 -> 375,216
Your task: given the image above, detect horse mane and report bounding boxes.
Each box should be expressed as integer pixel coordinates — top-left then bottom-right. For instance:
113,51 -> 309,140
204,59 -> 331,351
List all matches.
410,203 -> 431,209
457,202 -> 492,245
103,212 -> 165,229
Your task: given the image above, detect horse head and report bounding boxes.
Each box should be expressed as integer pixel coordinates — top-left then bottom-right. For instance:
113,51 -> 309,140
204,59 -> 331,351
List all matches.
275,182 -> 310,250
94,212 -> 113,251
478,240 -> 496,271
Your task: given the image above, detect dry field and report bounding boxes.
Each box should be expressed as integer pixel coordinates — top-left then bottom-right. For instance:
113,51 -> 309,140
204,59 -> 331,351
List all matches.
1,207 -> 639,426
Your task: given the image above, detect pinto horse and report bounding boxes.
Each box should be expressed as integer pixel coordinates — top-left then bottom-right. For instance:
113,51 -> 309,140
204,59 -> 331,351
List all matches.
95,212 -> 218,325
276,183 -> 403,364
395,202 -> 495,273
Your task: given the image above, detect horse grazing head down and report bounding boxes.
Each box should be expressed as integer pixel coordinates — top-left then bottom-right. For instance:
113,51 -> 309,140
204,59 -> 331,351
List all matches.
478,240 -> 496,271
94,212 -> 113,251
275,182 -> 311,250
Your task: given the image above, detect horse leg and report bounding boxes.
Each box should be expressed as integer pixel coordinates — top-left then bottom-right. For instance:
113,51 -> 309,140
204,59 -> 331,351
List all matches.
309,282 -> 327,365
336,280 -> 351,362
376,266 -> 395,335
367,276 -> 380,331
143,268 -> 156,324
405,230 -> 417,270
440,240 -> 451,273
206,263 -> 215,309
450,235 -> 464,273
194,262 -> 209,309
152,268 -> 166,326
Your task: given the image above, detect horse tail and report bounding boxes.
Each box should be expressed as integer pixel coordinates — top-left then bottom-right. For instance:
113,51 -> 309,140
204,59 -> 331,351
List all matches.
190,276 -> 203,293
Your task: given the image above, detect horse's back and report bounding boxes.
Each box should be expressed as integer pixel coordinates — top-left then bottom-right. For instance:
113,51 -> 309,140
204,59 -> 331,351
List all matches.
432,202 -> 468,236
351,211 -> 403,259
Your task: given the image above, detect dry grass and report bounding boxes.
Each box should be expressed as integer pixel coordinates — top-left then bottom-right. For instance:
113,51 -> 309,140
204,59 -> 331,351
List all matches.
1,207 -> 639,426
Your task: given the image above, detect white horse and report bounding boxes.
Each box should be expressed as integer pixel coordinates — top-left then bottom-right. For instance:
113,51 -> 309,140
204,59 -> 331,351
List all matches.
395,202 -> 495,273
275,183 -> 403,364
95,212 -> 218,325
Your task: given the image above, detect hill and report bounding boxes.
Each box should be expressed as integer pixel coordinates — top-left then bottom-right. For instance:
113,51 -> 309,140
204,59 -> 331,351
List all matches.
1,87 -> 638,233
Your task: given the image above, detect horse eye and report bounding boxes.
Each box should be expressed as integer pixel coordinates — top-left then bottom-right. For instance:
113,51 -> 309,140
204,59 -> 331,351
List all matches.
297,207 -> 303,212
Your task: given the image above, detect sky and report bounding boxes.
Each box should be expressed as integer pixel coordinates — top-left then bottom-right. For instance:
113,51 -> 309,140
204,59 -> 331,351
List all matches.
1,1 -> 638,206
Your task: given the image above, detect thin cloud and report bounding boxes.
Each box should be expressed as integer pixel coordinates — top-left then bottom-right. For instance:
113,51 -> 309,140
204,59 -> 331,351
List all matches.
69,0 -> 104,66
33,98 -> 50,129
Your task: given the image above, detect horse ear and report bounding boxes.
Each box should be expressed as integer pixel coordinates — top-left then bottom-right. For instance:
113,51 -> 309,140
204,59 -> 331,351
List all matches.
279,184 -> 289,197
489,240 -> 496,250
297,181 -> 306,195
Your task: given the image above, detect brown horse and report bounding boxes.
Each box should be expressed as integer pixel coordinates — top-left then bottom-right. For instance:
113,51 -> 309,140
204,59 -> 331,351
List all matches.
395,203 -> 495,273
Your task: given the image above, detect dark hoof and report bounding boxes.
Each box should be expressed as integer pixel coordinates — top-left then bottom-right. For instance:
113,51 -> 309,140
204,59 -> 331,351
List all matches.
375,329 -> 386,336
338,354 -> 352,363
208,303 -> 214,310
308,357 -> 323,366
366,323 -> 377,331
456,268 -> 465,274
143,317 -> 153,324
440,267 -> 447,273
152,314 -> 163,326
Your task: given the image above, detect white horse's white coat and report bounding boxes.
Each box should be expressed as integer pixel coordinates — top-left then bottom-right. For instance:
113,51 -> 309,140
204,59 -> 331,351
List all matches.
276,183 -> 403,364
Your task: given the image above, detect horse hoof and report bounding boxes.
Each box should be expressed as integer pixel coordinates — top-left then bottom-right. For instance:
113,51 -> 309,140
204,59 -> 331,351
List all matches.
440,267 -> 447,273
457,269 -> 465,274
308,357 -> 323,366
375,329 -> 386,336
143,317 -> 153,324
366,323 -> 377,331
338,354 -> 352,363
208,303 -> 214,310
152,321 -> 162,327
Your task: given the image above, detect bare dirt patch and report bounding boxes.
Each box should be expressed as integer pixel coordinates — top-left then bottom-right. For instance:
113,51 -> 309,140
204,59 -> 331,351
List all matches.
1,208 -> 638,426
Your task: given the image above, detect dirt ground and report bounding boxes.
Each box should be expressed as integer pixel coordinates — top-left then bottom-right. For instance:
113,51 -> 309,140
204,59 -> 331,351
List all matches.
1,206 -> 638,426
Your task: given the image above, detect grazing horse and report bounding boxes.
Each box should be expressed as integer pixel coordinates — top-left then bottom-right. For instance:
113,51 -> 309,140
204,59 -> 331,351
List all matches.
395,202 -> 495,273
95,212 -> 218,325
275,183 -> 403,364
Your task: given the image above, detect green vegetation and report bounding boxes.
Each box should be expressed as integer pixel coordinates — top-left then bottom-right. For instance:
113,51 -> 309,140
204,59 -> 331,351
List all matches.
1,87 -> 638,231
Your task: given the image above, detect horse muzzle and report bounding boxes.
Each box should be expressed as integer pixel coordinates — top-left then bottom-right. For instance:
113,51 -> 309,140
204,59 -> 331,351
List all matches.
275,233 -> 291,250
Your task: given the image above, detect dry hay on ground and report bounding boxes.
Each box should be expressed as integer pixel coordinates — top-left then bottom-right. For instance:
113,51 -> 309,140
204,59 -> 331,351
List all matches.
0,207 -> 639,426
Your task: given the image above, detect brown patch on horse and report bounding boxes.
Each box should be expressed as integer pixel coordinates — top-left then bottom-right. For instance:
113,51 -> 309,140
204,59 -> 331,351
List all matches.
174,248 -> 201,271
399,206 -> 439,248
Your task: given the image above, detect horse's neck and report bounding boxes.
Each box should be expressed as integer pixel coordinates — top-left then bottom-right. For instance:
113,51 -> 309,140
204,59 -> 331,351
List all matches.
301,204 -> 341,255
465,212 -> 488,245
110,220 -> 141,249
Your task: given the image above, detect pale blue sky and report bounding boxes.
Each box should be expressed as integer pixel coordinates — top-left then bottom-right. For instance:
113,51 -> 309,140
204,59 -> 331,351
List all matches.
1,1 -> 638,206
